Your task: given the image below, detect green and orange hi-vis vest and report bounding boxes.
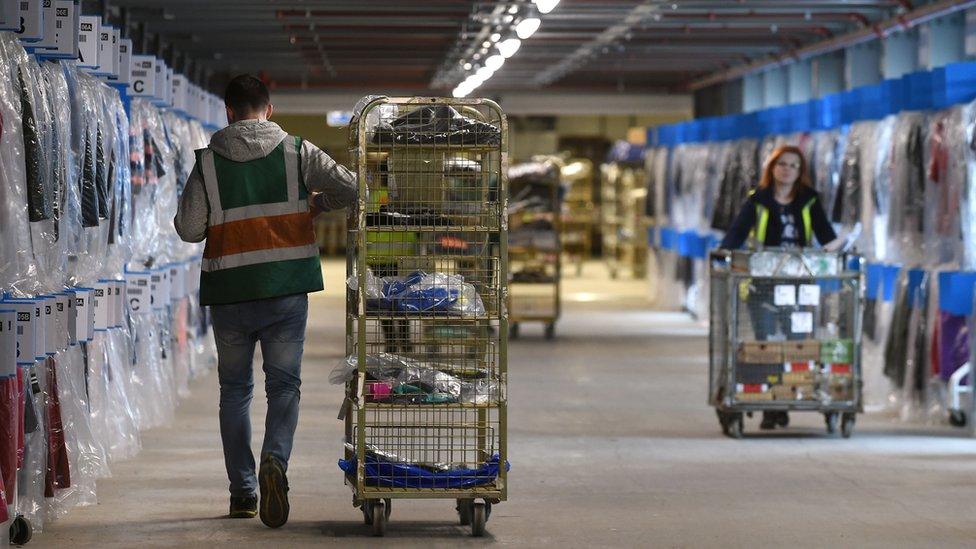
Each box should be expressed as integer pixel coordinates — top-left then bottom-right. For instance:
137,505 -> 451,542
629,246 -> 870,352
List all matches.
196,135 -> 323,306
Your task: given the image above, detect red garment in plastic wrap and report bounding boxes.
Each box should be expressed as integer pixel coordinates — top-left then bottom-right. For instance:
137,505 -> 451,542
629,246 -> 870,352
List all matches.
44,358 -> 70,498
16,368 -> 24,470
0,467 -> 8,523
0,376 -> 18,506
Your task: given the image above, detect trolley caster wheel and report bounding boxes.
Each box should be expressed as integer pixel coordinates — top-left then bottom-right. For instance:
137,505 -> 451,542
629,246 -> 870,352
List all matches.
457,498 -> 473,526
840,413 -> 856,438
722,413 -> 743,439
10,516 -> 32,546
544,323 -> 555,340
825,412 -> 839,434
471,501 -> 487,537
949,409 -> 967,427
371,500 -> 388,536
509,323 -> 519,339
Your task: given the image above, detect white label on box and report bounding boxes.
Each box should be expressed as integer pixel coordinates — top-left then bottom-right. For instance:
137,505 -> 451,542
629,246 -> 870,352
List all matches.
95,23 -> 114,76
11,302 -> 35,366
0,310 -> 15,377
93,283 -> 109,331
115,281 -> 125,327
110,28 -> 119,75
798,284 -> 821,306
17,0 -> 43,41
165,67 -> 173,106
74,289 -> 92,342
113,281 -> 122,327
32,302 -> 45,360
774,285 -> 796,307
55,295 -> 68,351
171,74 -> 185,112
0,0 -> 16,30
151,269 -> 170,311
65,291 -> 77,345
791,312 -> 814,334
126,271 -> 151,315
77,14 -> 98,68
106,281 -> 117,328
44,296 -> 56,355
129,55 -> 155,97
154,58 -> 166,103
115,37 -> 132,84
37,0 -> 77,57
169,263 -> 185,301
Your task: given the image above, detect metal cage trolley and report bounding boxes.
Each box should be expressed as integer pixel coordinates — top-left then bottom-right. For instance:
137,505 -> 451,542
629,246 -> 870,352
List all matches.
341,96 -> 508,537
709,249 -> 863,438
508,159 -> 561,340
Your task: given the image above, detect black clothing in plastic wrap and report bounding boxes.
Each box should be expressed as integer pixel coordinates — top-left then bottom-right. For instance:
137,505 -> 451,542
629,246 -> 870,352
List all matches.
365,207 -> 451,227
883,276 -> 928,391
107,151 -> 118,244
832,128 -> 862,225
95,126 -> 108,219
810,131 -> 844,222
19,67 -> 49,223
80,132 -> 99,228
372,105 -> 500,146
711,140 -> 759,231
886,114 -> 927,238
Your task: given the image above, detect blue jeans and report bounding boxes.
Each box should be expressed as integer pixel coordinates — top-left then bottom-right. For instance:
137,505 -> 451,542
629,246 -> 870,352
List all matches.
211,294 -> 308,497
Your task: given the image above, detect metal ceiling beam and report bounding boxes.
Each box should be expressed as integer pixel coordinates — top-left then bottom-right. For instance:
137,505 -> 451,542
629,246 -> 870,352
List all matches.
688,0 -> 976,90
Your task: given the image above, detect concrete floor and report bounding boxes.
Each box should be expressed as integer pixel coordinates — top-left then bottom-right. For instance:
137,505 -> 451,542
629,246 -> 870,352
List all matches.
40,260 -> 976,548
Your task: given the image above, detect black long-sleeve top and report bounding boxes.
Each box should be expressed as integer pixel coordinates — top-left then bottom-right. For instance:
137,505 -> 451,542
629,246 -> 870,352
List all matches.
719,185 -> 837,249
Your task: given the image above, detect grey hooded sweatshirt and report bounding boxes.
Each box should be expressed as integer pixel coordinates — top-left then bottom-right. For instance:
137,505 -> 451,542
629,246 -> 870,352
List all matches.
174,119 -> 358,243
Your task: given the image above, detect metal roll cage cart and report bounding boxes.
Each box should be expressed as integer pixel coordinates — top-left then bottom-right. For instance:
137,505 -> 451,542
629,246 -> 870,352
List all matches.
508,158 -> 561,340
709,249 -> 864,438
344,96 -> 508,537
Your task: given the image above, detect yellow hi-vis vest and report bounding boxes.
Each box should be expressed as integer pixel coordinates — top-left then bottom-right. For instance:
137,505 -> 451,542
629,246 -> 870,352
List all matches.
197,136 -> 323,305
750,196 -> 818,247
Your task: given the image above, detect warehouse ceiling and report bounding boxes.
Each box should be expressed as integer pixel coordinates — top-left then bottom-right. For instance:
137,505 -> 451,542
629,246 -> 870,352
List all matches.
100,0 -> 910,95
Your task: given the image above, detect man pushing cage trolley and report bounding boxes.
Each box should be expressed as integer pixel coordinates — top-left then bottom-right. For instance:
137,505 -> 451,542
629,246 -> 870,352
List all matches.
333,96 -> 509,537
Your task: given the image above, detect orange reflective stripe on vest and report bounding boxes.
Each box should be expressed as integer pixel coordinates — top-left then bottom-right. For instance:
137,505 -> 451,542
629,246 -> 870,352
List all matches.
196,135 -> 324,305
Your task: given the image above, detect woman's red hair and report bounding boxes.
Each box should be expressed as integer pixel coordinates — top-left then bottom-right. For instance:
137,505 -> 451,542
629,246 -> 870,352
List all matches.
759,145 -> 812,198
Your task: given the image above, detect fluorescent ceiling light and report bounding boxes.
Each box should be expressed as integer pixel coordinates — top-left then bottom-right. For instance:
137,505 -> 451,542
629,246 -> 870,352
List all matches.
476,66 -> 495,79
516,17 -> 541,39
485,54 -> 505,71
498,37 -> 521,58
533,0 -> 560,14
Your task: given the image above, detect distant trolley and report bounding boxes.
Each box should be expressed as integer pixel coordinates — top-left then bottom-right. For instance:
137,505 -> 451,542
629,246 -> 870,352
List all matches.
709,249 -> 863,438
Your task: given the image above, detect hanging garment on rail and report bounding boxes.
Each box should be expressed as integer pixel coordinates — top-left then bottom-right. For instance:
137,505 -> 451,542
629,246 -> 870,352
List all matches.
80,132 -> 99,227
44,357 -> 70,498
711,139 -> 759,232
0,374 -> 17,506
937,311 -> 969,382
924,107 -> 967,265
833,123 -> 867,226
888,113 -> 927,238
19,66 -> 49,223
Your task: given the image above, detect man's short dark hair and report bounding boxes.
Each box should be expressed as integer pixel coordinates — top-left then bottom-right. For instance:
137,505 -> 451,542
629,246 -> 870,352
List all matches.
224,74 -> 270,114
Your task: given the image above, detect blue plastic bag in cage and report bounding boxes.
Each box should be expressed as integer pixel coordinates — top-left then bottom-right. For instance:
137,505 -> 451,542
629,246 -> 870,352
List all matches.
339,453 -> 509,489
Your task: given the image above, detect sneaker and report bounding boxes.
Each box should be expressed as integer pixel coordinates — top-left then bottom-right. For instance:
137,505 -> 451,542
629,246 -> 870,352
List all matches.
229,494 -> 257,519
776,411 -> 790,427
259,455 -> 290,528
759,412 -> 777,430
